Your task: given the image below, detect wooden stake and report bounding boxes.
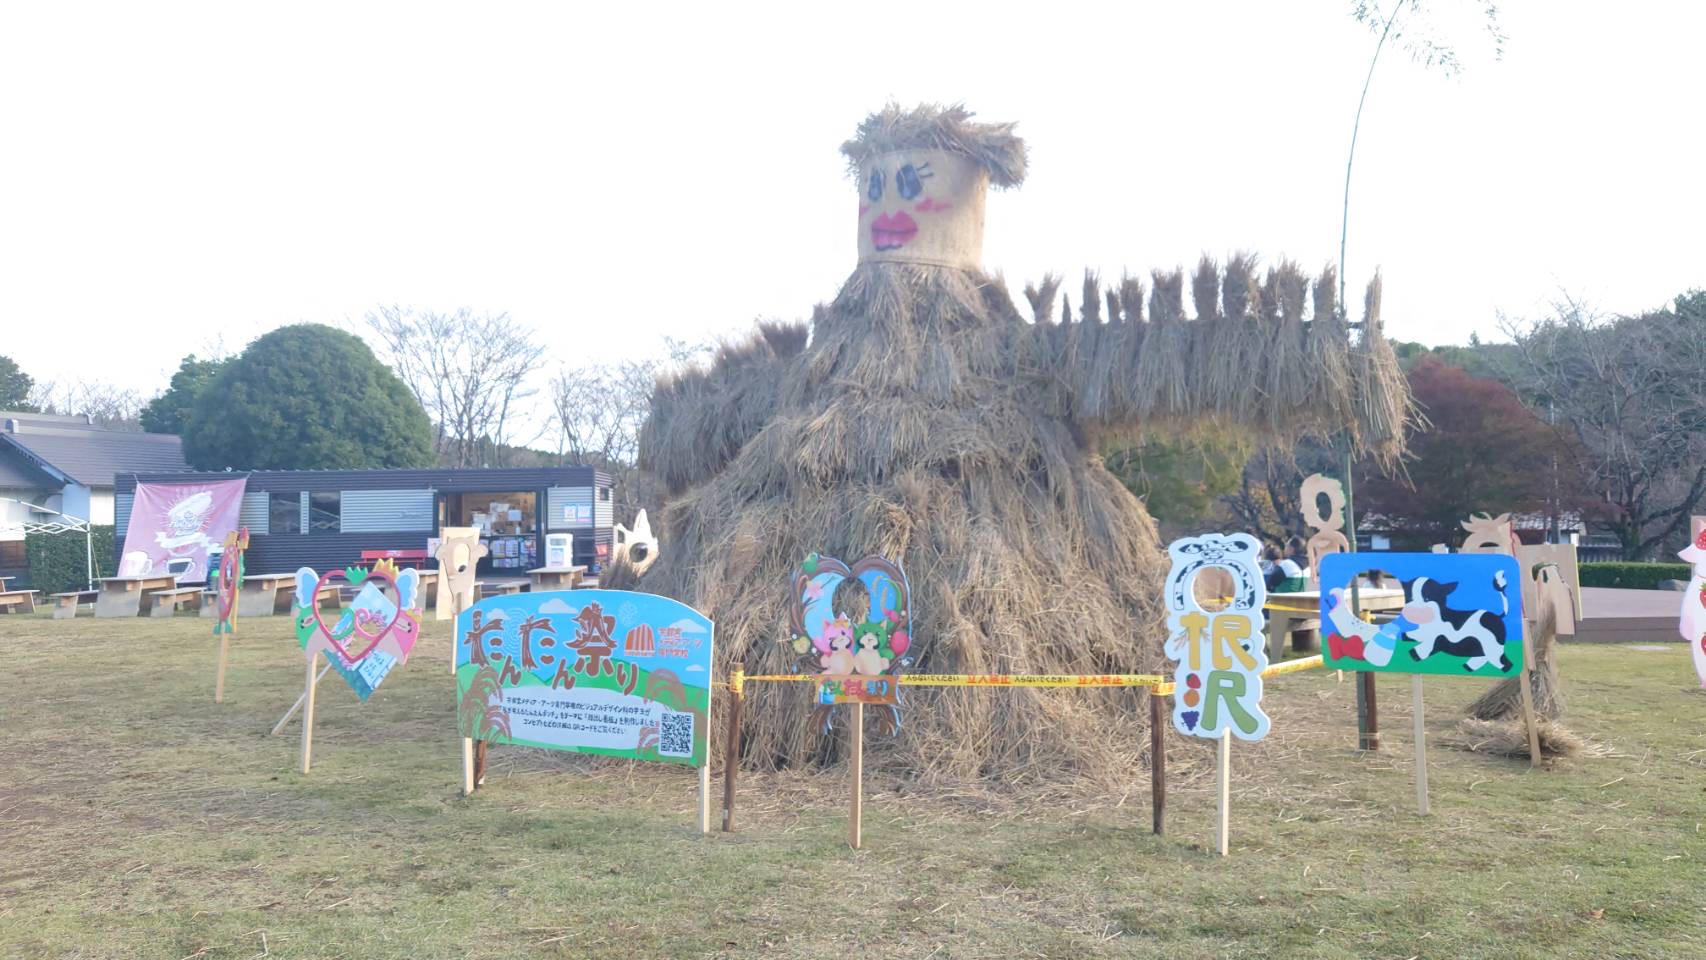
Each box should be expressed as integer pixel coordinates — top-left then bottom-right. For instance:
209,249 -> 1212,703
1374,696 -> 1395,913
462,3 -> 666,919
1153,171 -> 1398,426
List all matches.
1216,728 -> 1231,857
1411,674 -> 1429,816
849,702 -> 864,850
698,763 -> 711,834
722,670 -> 745,832
461,738 -> 475,796
473,740 -> 487,787
1518,631 -> 1542,767
1149,690 -> 1166,836
271,662 -> 332,736
299,652 -> 319,775
214,632 -> 230,704
1357,671 -> 1380,751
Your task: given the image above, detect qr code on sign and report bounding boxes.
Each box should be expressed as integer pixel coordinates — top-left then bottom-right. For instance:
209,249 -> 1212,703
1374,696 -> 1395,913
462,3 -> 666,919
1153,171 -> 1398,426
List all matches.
659,710 -> 694,757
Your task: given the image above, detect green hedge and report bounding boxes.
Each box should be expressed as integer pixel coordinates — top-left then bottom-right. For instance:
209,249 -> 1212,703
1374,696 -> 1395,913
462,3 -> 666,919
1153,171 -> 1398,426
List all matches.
1579,561 -> 1692,590
24,525 -> 115,595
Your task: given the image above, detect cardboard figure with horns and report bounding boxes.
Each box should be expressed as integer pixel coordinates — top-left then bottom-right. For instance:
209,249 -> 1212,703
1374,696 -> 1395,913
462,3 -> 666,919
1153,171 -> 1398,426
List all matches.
619,104 -> 1412,779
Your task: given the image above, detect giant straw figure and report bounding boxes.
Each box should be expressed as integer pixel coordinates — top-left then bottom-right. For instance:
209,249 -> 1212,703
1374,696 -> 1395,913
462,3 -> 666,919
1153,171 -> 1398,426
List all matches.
623,104 -> 1410,782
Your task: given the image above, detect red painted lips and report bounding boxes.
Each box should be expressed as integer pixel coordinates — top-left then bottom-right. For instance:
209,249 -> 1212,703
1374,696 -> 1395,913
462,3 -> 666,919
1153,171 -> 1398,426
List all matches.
871,211 -> 917,251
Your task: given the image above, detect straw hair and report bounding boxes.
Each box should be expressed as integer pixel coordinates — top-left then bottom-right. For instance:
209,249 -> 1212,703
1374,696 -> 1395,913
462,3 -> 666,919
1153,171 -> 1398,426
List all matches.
842,103 -> 1028,189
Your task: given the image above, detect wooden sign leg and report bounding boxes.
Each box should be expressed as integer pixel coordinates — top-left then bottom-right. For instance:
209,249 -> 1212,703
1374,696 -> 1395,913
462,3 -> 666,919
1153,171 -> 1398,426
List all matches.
722,674 -> 745,832
214,632 -> 230,704
1149,690 -> 1166,836
1411,675 -> 1429,816
698,763 -> 711,835
473,741 -> 488,787
461,738 -> 475,796
271,661 -> 332,736
1216,728 -> 1231,857
849,702 -> 865,850
299,653 -> 319,775
1357,672 -> 1380,751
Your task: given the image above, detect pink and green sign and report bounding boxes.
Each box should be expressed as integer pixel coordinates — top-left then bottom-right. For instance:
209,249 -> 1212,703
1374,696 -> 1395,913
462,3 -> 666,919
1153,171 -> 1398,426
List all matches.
293,561 -> 423,700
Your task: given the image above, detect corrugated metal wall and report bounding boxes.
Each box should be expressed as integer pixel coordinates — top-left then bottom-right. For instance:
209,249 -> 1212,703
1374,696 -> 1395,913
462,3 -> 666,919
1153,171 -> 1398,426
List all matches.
239,492 -> 269,533
339,489 -> 433,533
114,493 -> 130,533
546,486 -> 594,530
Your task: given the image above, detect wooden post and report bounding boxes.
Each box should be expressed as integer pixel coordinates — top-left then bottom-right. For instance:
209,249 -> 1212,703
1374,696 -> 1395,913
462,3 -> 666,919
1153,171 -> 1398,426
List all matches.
473,741 -> 487,787
461,738 -> 475,796
698,763 -> 711,834
722,669 -> 745,832
1357,672 -> 1380,751
1216,728 -> 1231,857
299,652 -> 319,775
1518,631 -> 1542,767
1149,690 -> 1166,836
849,702 -> 864,850
271,662 -> 332,736
1411,674 -> 1429,816
214,632 -> 230,704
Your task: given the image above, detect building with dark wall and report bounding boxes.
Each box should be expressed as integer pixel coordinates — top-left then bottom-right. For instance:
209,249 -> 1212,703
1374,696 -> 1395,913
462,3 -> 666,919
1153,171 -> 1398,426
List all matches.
114,466 -> 613,577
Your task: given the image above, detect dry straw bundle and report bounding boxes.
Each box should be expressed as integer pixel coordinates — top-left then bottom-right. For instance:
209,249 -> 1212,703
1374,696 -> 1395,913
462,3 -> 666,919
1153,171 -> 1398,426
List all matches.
618,104 -> 1412,788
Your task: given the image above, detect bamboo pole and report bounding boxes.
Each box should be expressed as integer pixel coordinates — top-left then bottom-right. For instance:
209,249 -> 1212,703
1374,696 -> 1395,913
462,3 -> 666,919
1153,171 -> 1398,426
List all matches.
722,669 -> 745,832
1411,674 -> 1429,816
1149,690 -> 1166,836
849,703 -> 864,850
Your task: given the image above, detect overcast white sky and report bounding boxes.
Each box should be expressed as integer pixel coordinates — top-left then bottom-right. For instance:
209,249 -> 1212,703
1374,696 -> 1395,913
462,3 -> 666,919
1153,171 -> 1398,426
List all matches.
2,1 -> 1701,411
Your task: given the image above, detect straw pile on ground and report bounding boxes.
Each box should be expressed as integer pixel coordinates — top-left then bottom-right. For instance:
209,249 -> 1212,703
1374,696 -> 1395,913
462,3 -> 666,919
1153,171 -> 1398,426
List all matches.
616,104 -> 1412,788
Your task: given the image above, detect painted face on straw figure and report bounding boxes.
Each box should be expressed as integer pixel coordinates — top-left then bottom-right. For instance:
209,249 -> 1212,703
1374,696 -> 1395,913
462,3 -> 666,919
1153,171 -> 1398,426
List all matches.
856,150 -> 987,268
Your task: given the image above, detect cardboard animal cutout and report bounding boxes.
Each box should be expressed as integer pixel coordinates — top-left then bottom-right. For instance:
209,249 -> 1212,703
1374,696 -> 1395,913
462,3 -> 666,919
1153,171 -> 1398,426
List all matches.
1677,527 -> 1706,688
613,509 -> 660,576
1460,512 -> 1518,555
788,553 -> 914,734
1515,543 -> 1582,625
455,589 -> 715,765
1300,474 -> 1350,585
434,526 -> 487,620
294,561 -> 422,700
1319,552 -> 1524,677
1163,534 -> 1270,742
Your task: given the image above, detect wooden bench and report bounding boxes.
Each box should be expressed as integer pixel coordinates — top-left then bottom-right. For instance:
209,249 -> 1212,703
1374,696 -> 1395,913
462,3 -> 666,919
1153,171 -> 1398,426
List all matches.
477,580 -> 524,598
0,589 -> 40,614
51,590 -> 99,619
362,548 -> 429,569
314,581 -> 343,610
149,587 -> 205,618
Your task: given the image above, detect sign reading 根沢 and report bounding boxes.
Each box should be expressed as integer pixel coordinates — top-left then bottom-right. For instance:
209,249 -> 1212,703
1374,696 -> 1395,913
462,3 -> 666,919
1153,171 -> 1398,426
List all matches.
1319,552 -> 1524,678
1163,534 -> 1270,742
455,589 -> 714,767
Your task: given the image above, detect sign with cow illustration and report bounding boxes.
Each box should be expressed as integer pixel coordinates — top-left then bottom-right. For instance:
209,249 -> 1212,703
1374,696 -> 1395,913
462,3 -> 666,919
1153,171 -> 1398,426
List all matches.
1318,553 -> 1525,677
454,589 -> 714,767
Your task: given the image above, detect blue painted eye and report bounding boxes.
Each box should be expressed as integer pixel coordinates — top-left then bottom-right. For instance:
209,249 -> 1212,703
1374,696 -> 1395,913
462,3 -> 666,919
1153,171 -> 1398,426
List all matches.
867,170 -> 883,202
896,164 -> 922,200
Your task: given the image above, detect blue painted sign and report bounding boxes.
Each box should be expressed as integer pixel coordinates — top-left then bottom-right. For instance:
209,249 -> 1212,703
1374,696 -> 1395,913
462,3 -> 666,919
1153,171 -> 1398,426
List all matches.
1318,552 -> 1524,677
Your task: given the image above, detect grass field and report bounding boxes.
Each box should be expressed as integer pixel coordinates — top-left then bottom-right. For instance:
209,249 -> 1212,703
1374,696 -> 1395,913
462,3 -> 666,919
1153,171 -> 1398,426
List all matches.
1,610 -> 1702,959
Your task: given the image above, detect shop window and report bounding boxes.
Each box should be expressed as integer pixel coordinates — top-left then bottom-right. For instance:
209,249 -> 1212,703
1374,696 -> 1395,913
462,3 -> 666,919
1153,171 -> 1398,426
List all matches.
271,493 -> 302,534
309,492 -> 341,533
0,539 -> 25,569
599,487 -> 610,502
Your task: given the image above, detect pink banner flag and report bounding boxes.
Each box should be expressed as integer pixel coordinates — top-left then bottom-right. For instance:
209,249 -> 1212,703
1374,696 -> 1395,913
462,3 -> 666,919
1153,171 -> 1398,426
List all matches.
119,479 -> 247,582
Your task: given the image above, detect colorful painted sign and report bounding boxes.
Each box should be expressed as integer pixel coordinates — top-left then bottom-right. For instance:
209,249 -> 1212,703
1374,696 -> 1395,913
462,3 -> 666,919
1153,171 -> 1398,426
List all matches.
1163,534 -> 1270,741
294,561 -> 423,700
1319,552 -> 1524,677
212,527 -> 248,636
455,589 -> 715,767
119,478 -> 246,582
787,553 -> 914,732
1677,528 -> 1706,688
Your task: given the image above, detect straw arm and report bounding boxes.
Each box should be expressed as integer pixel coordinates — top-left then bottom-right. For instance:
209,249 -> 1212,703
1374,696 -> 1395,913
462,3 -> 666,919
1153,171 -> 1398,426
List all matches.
1028,256 -> 1411,465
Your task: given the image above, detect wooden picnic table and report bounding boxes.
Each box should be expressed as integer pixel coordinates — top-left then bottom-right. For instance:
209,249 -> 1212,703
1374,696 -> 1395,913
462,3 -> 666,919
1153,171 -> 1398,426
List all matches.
413,569 -> 438,612
1265,587 -> 1406,661
95,575 -> 179,618
237,573 -> 299,618
527,566 -> 586,592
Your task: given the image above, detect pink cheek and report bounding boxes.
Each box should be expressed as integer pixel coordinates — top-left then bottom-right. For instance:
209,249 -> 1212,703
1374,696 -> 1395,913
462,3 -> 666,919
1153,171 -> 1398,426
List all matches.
858,204 -> 871,218
914,197 -> 953,213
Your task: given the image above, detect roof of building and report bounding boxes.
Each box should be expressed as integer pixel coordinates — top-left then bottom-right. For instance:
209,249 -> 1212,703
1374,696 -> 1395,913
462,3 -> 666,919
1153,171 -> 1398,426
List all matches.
0,411 -> 189,488
0,444 -> 58,488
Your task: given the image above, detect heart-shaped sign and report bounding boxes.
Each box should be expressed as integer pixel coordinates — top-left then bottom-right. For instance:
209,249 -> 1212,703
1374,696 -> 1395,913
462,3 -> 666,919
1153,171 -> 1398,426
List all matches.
294,562 -> 421,701
213,527 -> 248,633
786,552 -> 914,733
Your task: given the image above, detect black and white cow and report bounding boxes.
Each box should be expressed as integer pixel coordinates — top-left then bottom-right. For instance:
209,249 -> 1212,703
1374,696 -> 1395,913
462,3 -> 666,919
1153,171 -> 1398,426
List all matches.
1400,570 -> 1513,673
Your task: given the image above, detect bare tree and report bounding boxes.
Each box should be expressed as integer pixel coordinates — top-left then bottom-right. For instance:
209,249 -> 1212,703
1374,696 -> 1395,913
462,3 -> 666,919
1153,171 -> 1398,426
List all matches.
28,380 -> 145,430
361,306 -> 545,467
1503,292 -> 1706,560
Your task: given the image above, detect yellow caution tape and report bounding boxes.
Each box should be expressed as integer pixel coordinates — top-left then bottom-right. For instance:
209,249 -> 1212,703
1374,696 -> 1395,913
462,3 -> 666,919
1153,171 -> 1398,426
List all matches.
1262,655 -> 1325,677
742,672 -> 1169,688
